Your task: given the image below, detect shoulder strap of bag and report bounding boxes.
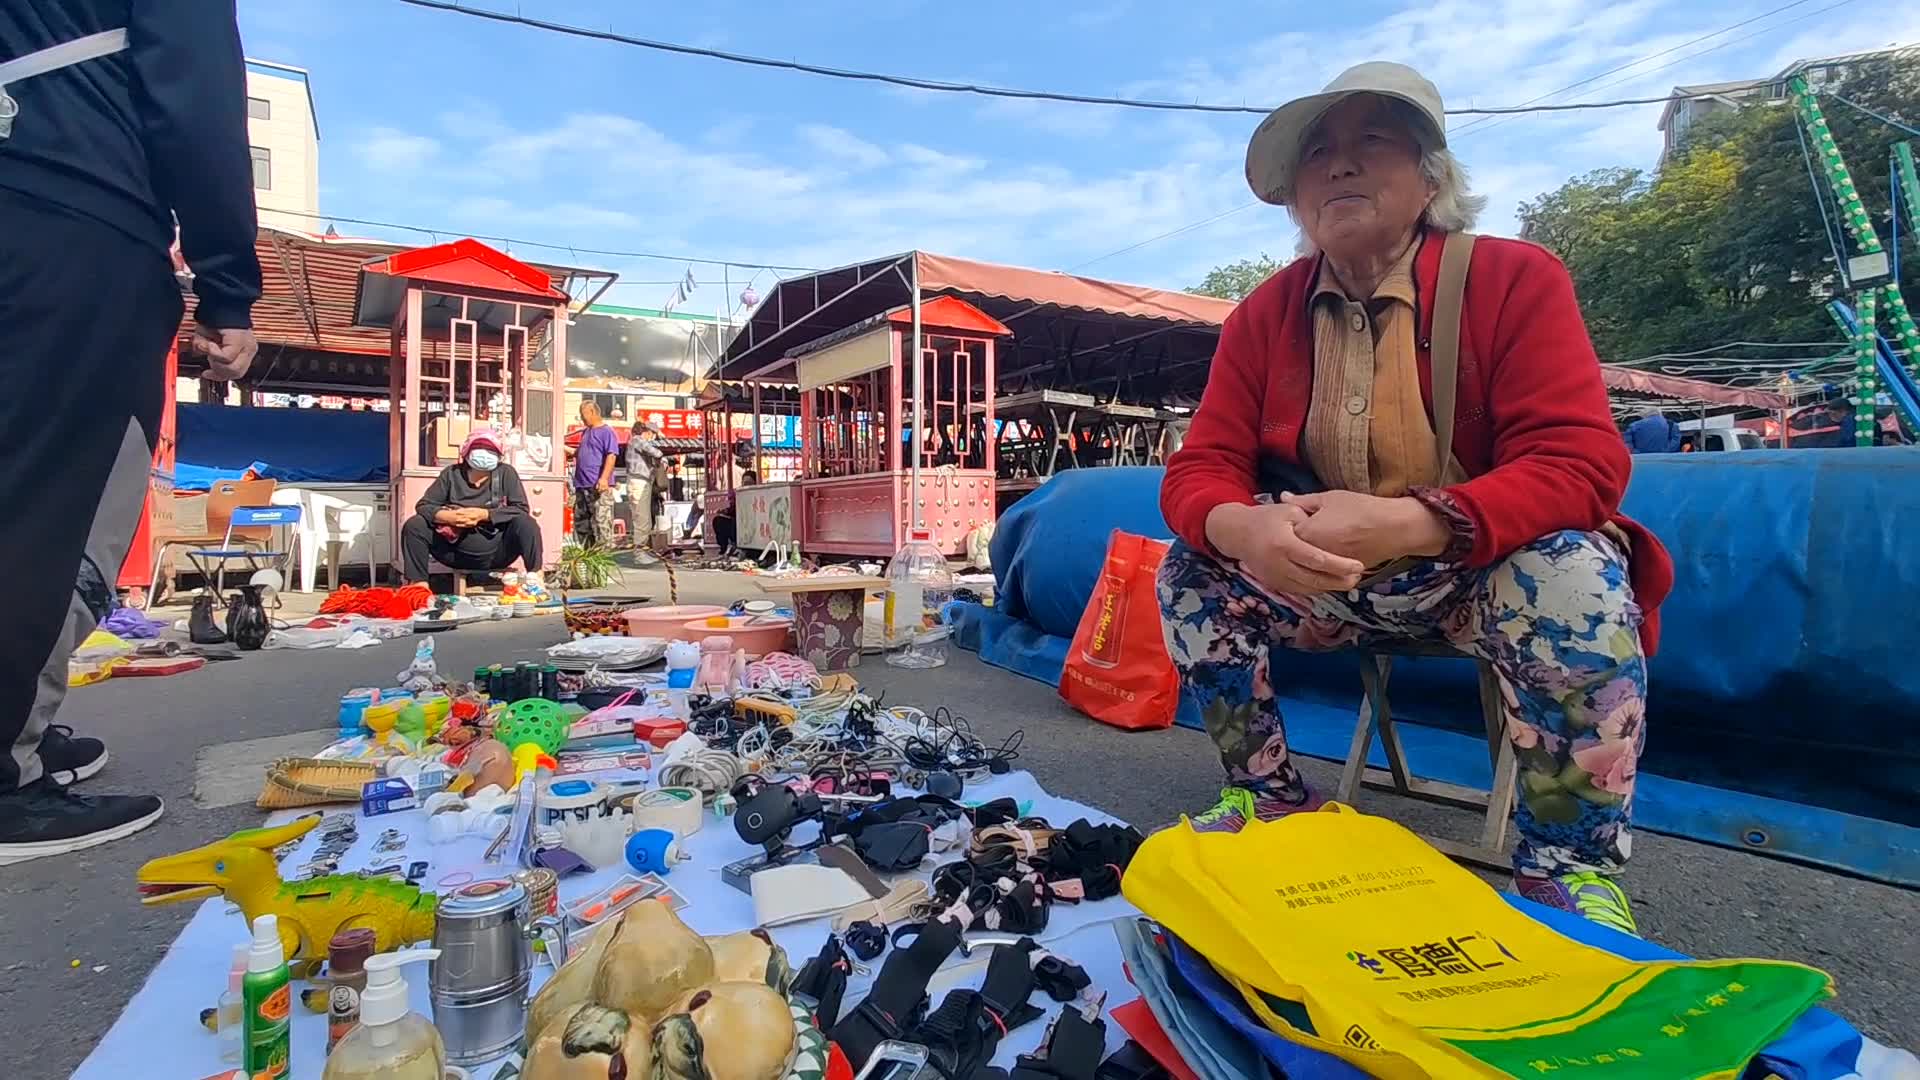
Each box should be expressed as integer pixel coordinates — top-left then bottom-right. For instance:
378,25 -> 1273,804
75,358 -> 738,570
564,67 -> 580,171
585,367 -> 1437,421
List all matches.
1430,232 -> 1476,482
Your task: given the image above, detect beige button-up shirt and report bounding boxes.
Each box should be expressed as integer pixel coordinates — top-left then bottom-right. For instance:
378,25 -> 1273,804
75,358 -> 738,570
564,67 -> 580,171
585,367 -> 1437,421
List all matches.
1301,240 -> 1438,498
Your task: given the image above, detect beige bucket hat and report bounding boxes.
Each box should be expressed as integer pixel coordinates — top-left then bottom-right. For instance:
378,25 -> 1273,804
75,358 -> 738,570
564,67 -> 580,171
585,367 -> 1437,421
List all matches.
1245,61 -> 1448,206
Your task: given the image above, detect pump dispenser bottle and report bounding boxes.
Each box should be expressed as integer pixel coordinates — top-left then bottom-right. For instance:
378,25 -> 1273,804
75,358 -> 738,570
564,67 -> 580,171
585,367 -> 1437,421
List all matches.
321,949 -> 445,1080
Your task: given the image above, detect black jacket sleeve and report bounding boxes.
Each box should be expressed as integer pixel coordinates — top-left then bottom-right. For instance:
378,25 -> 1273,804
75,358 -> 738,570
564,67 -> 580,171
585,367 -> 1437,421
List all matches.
490,466 -> 531,524
128,1 -> 262,330
416,467 -> 456,521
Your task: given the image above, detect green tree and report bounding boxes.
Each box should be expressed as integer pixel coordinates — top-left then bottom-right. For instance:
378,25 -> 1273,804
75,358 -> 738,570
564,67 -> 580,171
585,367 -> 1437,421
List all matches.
1517,56 -> 1920,361
1189,255 -> 1281,301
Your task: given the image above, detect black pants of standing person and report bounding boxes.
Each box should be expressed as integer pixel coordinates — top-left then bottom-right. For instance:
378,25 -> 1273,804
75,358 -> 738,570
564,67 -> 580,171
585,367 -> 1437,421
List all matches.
400,514 -> 545,584
712,509 -> 738,554
0,192 -> 178,861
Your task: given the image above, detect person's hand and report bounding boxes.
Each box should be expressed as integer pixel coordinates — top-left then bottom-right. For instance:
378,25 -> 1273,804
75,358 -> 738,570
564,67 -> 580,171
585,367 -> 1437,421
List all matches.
1205,501 -> 1365,595
1284,491 -> 1449,566
191,326 -> 259,381
596,478 -> 611,492
462,507 -> 491,527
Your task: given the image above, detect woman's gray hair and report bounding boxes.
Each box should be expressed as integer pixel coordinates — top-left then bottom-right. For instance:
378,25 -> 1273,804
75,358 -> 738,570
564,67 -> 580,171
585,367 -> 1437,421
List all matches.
1286,99 -> 1488,256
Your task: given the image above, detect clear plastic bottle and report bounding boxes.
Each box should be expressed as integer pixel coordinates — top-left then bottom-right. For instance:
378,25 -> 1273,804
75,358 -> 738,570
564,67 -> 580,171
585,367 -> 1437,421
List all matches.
321,950 -> 445,1080
884,529 -> 954,669
217,943 -> 246,1065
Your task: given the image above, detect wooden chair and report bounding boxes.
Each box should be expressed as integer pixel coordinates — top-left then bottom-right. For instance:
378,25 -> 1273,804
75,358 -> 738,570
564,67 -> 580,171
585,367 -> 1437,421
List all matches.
149,478 -> 278,606
1336,641 -> 1520,871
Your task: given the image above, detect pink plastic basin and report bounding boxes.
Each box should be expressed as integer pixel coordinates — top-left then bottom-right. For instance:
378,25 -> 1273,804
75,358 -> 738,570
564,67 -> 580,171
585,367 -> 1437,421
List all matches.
623,604 -> 726,641
678,614 -> 793,657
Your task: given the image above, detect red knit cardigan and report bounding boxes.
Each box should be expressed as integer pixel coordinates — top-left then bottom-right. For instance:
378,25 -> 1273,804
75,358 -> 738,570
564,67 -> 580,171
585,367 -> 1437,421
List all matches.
1161,233 -> 1673,654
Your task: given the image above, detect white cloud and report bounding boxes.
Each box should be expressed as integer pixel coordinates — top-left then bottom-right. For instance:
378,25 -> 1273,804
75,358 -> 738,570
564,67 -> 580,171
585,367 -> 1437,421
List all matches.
798,124 -> 891,169
323,0 -> 1920,293
352,127 -> 440,173
1069,2 -> 1132,29
898,143 -> 986,174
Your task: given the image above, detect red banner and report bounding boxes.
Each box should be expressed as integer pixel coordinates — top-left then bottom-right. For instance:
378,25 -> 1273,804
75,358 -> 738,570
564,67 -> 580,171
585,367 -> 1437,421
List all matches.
633,407 -> 753,438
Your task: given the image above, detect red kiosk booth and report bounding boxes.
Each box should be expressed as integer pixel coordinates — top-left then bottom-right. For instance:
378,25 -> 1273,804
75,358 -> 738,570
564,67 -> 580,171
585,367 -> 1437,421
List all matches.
354,239 -> 574,572
741,295 -> 1006,558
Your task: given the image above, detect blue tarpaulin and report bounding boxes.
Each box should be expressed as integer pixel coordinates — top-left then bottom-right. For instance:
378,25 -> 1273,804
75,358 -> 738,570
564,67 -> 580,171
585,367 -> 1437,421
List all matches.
173,404 -> 389,490
952,452 -> 1920,883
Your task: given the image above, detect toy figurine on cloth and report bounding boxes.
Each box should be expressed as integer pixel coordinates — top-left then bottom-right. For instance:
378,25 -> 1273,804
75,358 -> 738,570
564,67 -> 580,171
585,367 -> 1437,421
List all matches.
135,817 -> 435,974
504,899 -> 828,1080
396,636 -> 441,695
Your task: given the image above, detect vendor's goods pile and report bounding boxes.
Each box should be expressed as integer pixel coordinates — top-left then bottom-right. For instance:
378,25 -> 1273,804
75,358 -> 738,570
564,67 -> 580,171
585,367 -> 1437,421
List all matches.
105,593 -> 1886,1080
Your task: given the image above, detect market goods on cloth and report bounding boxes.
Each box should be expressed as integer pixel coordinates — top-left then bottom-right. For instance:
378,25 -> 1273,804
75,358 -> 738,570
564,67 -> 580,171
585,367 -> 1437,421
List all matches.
318,582 -> 434,620
256,757 -> 381,810
79,771 -> 1143,1079
1058,530 -> 1179,730
1122,806 -> 1833,1078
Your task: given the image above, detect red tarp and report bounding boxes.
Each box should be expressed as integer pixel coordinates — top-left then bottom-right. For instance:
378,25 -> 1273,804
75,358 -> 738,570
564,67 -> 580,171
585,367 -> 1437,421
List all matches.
913,251 -> 1238,327
1600,366 -> 1790,409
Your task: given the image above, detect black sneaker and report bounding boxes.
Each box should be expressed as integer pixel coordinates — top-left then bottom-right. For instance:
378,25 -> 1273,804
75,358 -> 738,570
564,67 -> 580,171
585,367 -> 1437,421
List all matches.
0,779 -> 163,866
39,724 -> 108,785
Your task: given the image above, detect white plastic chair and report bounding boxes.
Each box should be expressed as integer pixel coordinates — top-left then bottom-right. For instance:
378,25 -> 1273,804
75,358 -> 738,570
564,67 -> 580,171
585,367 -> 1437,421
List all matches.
272,489 -> 378,592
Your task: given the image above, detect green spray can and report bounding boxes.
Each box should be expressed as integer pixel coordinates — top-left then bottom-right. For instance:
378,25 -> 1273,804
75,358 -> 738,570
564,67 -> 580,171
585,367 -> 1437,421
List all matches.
243,913 -> 292,1078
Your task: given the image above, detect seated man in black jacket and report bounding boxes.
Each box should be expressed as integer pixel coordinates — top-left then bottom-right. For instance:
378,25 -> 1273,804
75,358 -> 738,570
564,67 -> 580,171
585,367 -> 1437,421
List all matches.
401,432 -> 545,586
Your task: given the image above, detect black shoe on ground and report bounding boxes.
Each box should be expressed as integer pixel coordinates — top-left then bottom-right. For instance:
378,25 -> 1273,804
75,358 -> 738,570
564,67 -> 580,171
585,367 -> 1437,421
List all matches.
39,723 -> 108,785
0,779 -> 162,866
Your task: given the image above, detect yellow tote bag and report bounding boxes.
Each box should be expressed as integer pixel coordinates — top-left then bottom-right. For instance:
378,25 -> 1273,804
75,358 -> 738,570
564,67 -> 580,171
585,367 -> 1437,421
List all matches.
1122,806 -> 1832,1079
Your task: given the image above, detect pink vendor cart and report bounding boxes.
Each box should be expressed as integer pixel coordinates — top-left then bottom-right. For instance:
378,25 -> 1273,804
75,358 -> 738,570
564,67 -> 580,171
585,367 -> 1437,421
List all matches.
354,239 -> 575,572
743,295 -> 1007,558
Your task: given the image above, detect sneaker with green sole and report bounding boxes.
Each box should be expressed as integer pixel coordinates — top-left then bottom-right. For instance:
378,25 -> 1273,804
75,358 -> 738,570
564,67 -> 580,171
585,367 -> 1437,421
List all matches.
1186,785 -> 1325,834
1515,871 -> 1639,936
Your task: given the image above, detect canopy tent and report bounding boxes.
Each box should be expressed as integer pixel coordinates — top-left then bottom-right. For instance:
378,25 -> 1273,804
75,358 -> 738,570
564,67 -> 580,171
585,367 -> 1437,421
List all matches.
718,251 -> 1233,402
174,226 -> 615,387
1600,366 -> 1792,410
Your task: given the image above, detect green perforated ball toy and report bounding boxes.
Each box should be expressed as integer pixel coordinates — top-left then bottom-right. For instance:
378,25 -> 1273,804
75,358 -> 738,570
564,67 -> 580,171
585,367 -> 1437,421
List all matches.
497,698 -> 568,756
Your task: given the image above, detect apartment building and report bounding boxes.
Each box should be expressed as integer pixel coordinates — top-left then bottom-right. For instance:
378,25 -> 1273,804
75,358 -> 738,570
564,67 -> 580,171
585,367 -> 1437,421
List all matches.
244,58 -> 319,232
1657,47 -> 1909,163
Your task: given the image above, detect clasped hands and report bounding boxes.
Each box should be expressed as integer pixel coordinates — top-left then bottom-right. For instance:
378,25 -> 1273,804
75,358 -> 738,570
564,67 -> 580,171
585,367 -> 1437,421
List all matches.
1204,490 -> 1451,596
438,506 -> 490,528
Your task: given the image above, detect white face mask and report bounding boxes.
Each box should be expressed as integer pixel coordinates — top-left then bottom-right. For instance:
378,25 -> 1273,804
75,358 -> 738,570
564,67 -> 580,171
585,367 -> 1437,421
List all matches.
467,448 -> 501,472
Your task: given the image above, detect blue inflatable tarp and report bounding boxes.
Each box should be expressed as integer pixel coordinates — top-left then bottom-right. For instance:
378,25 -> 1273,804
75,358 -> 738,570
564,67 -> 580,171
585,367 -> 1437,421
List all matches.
174,404 -> 389,489
953,452 -> 1920,883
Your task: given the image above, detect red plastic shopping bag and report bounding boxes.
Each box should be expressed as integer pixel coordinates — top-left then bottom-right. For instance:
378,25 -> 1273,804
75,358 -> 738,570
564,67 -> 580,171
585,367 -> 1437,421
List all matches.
1060,530 -> 1179,730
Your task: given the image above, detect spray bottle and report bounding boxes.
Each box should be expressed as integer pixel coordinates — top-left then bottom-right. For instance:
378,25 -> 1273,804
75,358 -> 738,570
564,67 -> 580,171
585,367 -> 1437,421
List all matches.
321,949 -> 445,1080
243,914 -> 293,1078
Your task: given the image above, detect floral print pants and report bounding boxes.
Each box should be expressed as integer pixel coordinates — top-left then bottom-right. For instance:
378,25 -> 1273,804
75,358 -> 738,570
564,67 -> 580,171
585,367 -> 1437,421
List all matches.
1156,529 -> 1647,878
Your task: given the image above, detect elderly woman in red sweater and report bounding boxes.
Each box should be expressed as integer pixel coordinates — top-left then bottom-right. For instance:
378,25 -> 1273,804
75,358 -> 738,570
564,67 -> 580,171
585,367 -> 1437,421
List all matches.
1158,62 -> 1673,934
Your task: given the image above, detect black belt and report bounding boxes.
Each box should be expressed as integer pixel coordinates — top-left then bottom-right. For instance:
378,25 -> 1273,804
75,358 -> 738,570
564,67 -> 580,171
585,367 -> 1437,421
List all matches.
910,938 -> 1043,1080
1005,1006 -> 1107,1080
831,917 -> 963,1070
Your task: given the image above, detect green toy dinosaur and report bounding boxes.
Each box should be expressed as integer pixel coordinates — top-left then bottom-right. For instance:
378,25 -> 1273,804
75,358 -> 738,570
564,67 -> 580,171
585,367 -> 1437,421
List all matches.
136,816 -> 436,972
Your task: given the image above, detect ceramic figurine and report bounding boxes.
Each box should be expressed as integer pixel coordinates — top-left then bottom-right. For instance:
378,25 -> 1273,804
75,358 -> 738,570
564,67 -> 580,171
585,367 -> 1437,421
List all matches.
522,903 -> 797,1080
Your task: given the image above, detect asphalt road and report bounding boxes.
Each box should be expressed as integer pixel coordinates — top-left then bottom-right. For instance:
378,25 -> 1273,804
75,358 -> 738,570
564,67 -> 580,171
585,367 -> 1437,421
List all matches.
5,567 -> 1914,1077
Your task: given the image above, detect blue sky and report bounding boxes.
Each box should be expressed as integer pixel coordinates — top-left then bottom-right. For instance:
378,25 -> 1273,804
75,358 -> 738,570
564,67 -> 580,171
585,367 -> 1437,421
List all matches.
241,0 -> 1919,317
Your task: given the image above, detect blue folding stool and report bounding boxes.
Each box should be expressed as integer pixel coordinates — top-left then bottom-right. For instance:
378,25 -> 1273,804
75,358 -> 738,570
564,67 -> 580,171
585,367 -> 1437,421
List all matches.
186,503 -> 302,597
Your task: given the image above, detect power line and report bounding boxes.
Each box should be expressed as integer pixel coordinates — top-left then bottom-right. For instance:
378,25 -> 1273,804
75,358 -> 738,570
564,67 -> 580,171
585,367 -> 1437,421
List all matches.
396,0 -> 1776,119
1463,0 -> 1871,140
1451,0 -> 1818,138
1613,340 -> 1853,364
1828,92 -> 1920,137
270,207 -> 819,272
1085,8 -> 1884,268
1068,202 -> 1258,273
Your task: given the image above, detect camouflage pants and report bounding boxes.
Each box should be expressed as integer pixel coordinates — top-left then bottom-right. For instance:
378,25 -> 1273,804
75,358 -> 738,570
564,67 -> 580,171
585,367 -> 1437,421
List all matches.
1157,530 -> 1647,878
573,487 -> 616,548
